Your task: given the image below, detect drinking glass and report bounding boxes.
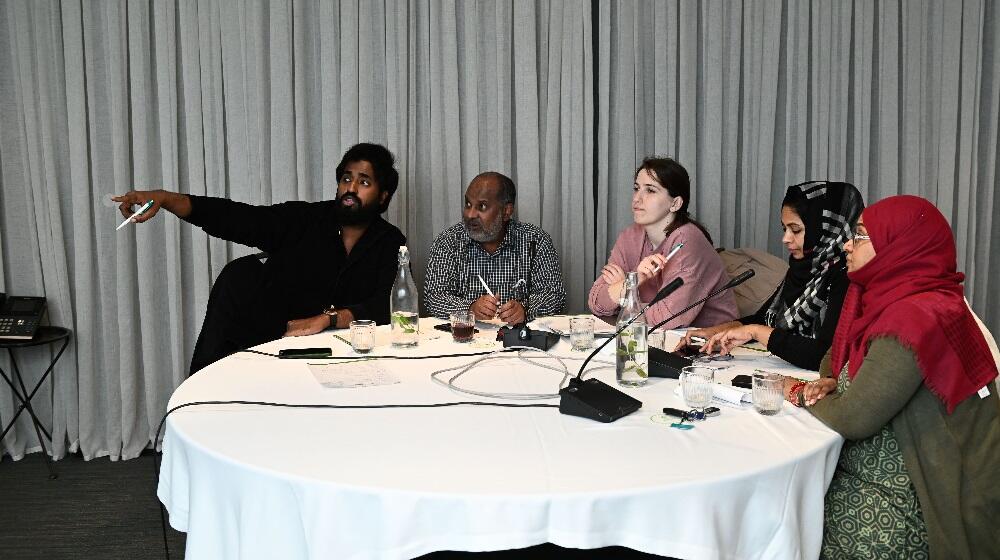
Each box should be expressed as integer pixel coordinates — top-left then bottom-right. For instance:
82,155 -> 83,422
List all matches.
449,311 -> 476,343
680,365 -> 715,419
569,316 -> 594,351
646,329 -> 665,350
349,320 -> 376,353
752,370 -> 784,415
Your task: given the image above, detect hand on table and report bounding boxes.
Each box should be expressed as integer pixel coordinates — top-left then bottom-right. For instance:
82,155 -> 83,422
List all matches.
702,326 -> 756,355
801,378 -> 838,406
284,314 -> 331,337
674,322 -> 741,351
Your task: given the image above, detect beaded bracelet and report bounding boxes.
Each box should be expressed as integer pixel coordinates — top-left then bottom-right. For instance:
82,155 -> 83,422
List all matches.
788,381 -> 807,407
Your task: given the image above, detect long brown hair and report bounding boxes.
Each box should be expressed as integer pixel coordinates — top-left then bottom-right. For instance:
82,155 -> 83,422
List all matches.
635,157 -> 714,245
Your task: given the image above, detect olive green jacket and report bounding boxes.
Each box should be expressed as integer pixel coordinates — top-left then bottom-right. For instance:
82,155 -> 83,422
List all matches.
809,337 -> 1000,560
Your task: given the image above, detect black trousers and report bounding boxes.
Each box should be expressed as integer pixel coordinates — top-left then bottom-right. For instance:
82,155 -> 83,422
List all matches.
189,254 -> 284,375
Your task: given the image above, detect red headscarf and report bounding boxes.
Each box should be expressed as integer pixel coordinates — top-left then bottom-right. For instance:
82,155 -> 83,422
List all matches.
830,195 -> 998,413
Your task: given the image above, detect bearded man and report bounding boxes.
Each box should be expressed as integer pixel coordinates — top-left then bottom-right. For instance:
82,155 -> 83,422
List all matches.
114,143 -> 405,373
423,172 -> 566,326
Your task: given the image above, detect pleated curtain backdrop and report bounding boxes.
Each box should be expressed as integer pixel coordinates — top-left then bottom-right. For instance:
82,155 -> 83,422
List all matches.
1,0 -> 997,462
597,0 -> 1000,326
0,0 -> 593,461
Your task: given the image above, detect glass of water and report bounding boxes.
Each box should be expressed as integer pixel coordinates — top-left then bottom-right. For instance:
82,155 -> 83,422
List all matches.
569,316 -> 594,351
680,365 -> 715,419
350,320 -> 376,354
752,370 -> 784,415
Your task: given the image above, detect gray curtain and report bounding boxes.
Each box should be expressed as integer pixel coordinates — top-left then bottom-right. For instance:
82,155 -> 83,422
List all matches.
1,0 -> 998,462
597,0 -> 1000,337
0,0 -> 592,460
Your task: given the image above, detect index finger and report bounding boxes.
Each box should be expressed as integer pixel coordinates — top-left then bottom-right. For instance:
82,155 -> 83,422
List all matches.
702,333 -> 722,354
118,201 -> 136,218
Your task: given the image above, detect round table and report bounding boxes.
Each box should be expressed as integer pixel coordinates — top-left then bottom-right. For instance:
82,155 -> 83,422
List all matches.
158,318 -> 842,560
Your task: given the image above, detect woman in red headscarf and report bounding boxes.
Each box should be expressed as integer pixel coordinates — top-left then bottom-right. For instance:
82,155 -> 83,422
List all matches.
786,195 -> 1000,558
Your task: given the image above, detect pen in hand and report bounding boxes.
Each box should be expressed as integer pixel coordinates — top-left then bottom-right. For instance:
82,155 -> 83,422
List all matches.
651,242 -> 684,274
476,274 -> 501,319
116,199 -> 155,231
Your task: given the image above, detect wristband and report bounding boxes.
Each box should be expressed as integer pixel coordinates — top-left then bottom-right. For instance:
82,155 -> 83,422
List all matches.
788,381 -> 807,406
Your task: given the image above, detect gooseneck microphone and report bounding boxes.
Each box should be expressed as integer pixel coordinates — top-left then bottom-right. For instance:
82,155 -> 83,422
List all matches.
645,269 -> 756,379
502,239 -> 559,350
523,239 -> 536,316
574,277 -> 684,380
558,277 -> 685,423
647,269 -> 755,334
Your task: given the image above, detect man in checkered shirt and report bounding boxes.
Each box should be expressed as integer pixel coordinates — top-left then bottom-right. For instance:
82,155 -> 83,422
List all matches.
423,172 -> 567,325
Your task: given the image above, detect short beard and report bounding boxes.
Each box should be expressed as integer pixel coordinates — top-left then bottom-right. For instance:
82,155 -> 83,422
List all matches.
335,195 -> 381,225
464,218 -> 506,243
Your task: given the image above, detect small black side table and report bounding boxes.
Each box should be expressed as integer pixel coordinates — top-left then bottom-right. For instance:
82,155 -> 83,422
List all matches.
0,326 -> 71,479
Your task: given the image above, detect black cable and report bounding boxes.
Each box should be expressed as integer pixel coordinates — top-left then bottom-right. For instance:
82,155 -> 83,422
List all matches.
239,348 -> 280,357
152,399 -> 558,560
238,348 -> 517,360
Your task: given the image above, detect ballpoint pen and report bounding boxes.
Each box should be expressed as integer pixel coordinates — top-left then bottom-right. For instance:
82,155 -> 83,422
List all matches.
476,274 -> 496,298
476,275 -> 500,319
116,199 -> 155,231
651,242 -> 683,274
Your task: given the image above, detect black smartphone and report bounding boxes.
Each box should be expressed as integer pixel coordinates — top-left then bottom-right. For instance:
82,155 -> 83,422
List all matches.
278,347 -> 332,359
675,343 -> 704,358
731,374 -> 752,389
434,322 -> 479,334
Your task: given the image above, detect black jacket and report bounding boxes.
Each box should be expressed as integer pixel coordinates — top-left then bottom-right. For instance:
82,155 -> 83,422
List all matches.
740,264 -> 850,371
185,195 -> 406,329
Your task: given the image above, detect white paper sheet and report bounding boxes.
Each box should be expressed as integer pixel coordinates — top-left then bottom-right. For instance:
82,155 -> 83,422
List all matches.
308,362 -> 400,388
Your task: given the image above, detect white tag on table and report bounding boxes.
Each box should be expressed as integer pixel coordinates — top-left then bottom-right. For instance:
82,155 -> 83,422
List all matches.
308,362 -> 400,389
673,384 -> 753,408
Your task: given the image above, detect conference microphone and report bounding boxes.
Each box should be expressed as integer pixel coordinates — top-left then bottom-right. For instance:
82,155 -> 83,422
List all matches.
646,269 -> 756,378
502,239 -> 560,350
558,277 -> 685,423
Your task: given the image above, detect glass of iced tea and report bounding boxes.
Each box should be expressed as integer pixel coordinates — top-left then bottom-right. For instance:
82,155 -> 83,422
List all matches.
449,311 -> 476,343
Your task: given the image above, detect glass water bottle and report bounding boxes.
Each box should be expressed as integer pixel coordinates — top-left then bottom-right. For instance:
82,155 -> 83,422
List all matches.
390,246 -> 419,347
616,272 -> 648,387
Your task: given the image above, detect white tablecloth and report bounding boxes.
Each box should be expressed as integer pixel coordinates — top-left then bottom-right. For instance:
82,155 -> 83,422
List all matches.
158,318 -> 842,560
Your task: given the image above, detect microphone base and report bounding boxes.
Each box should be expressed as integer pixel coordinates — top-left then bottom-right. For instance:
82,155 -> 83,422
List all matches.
501,326 -> 559,351
648,346 -> 693,379
558,378 -> 642,423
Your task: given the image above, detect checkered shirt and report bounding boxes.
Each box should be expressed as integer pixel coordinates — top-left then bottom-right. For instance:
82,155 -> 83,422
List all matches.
423,220 -> 567,320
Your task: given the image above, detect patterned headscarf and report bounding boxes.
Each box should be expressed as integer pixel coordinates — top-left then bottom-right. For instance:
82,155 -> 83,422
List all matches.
764,181 -> 864,338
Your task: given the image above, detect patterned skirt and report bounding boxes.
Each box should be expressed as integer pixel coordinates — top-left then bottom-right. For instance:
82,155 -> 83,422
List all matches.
820,367 -> 929,559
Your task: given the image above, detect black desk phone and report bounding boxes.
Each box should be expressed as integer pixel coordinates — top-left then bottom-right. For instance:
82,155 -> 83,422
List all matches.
0,293 -> 47,340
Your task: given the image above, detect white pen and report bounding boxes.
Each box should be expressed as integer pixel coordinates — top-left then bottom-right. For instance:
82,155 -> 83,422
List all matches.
476,274 -> 496,298
651,242 -> 684,274
116,199 -> 155,231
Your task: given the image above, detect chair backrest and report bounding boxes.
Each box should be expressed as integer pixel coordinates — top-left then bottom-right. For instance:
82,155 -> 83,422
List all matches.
966,299 -> 1000,391
717,248 -> 788,318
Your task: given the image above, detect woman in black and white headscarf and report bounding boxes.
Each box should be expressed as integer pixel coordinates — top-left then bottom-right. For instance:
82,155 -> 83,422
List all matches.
678,181 -> 865,370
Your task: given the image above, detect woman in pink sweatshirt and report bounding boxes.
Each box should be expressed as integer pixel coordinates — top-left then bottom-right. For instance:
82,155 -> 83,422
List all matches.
588,157 -> 738,328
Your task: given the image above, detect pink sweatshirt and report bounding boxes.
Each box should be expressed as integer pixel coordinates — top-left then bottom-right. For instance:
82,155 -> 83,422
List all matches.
588,223 -> 739,329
